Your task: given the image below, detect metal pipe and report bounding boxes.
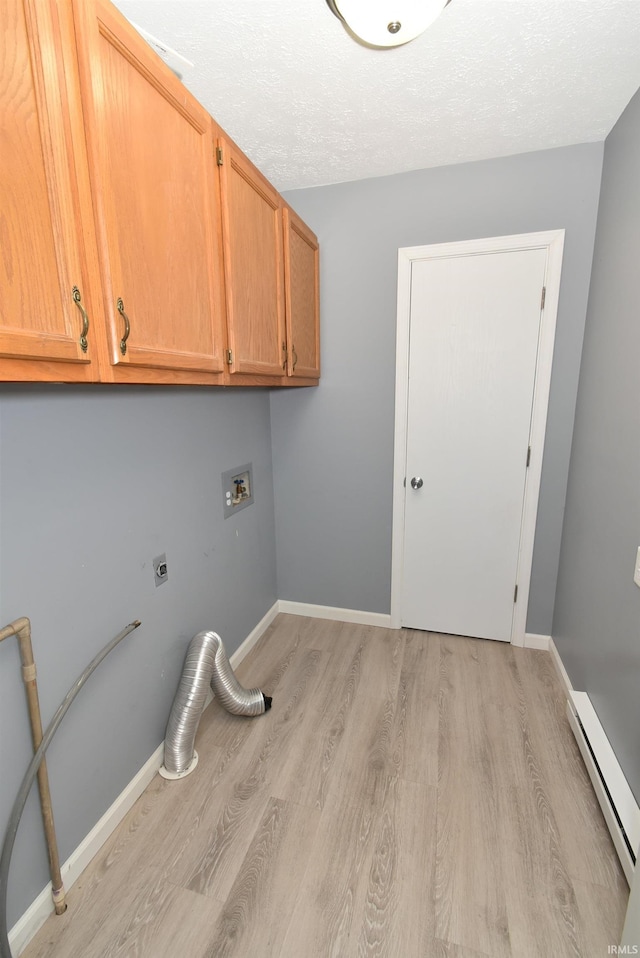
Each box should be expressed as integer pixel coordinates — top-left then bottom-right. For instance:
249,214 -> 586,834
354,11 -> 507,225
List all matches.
0,619 -> 65,915
160,631 -> 271,779
0,619 -> 141,958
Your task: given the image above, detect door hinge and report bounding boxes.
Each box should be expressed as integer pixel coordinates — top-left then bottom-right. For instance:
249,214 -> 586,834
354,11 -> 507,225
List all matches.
514,584 -> 519,603
526,445 -> 531,467
226,348 -> 233,365
541,286 -> 546,310
216,146 -> 224,166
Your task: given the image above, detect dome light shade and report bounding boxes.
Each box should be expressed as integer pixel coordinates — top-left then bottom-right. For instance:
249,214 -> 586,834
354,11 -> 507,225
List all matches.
326,0 -> 450,48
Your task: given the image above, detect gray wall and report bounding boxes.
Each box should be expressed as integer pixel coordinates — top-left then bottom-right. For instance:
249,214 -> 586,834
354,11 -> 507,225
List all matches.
0,385 -> 277,927
274,143 -> 604,633
553,88 -> 640,800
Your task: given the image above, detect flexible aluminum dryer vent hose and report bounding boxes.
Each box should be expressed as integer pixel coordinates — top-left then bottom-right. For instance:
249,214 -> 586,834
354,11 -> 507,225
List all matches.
160,630 -> 271,779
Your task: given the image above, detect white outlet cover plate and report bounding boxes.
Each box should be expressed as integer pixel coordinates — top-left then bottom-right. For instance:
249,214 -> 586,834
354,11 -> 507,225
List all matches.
634,546 -> 640,588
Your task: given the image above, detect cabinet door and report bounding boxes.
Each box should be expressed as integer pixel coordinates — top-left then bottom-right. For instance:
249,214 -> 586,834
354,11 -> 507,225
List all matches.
283,208 -> 320,380
0,0 -> 98,380
218,137 -> 287,379
73,0 -> 225,378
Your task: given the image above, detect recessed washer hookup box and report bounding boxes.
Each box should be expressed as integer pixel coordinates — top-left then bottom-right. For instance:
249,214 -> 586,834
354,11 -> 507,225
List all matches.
222,463 -> 254,518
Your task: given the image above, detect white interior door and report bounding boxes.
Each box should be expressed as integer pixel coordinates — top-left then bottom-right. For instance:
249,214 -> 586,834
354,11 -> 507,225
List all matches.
401,247 -> 548,641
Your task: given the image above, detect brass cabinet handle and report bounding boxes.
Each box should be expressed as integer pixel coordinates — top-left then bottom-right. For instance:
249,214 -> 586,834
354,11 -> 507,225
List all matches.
292,344 -> 298,372
117,298 -> 130,355
72,286 -> 89,353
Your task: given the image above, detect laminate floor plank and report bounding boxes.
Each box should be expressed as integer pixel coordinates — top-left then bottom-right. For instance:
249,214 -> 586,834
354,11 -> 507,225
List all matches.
20,868 -> 222,958
480,644 -> 624,956
135,711 -> 269,885
21,618 -> 628,958
172,645 -> 324,900
278,629 -> 407,956
234,613 -> 311,694
432,940 -> 494,958
515,651 -> 626,892
204,612 -> 310,751
571,875 -> 630,958
528,747 -> 626,893
391,630 -> 440,788
96,875 -> 221,958
278,780 -> 382,958
271,619 -> 363,727
435,635 -> 511,958
482,682 -> 583,956
178,773 -> 273,902
201,797 -> 320,958
514,649 -> 586,771
24,747 -> 225,946
393,668 -> 439,788
274,615 -> 351,654
321,627 -> 405,811
496,781 -> 584,958
401,628 -> 440,674
476,639 -> 528,711
353,777 -> 438,958
271,628 -> 368,810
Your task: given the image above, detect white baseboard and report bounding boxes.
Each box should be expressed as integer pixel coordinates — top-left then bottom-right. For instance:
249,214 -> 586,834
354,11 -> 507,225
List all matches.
230,601 -> 280,668
524,632 -> 551,651
277,600 -> 392,628
549,636 -> 574,696
10,600 -> 280,956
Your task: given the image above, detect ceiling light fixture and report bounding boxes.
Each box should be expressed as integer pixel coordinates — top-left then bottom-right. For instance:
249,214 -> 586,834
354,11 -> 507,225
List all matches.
326,0 -> 451,48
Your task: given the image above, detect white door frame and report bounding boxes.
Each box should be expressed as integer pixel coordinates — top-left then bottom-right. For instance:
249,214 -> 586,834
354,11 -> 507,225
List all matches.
390,230 -> 565,646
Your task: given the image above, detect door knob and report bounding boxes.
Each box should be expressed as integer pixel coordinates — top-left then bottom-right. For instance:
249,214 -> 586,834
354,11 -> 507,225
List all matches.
410,477 -> 423,490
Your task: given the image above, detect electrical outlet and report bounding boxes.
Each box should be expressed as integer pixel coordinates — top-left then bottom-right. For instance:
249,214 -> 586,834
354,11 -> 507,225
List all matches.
634,546 -> 640,588
153,553 -> 168,586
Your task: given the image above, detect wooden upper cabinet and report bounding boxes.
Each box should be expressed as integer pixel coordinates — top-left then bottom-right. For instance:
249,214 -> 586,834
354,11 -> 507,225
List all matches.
217,136 -> 287,379
72,0 -> 225,380
283,207 -> 320,381
0,0 -> 100,380
1,0 -> 318,387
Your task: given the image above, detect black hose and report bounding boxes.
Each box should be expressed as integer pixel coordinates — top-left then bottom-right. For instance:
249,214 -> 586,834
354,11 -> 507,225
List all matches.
0,620 -> 141,958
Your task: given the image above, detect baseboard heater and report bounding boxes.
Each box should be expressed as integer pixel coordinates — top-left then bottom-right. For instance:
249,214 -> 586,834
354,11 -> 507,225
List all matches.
567,691 -> 640,885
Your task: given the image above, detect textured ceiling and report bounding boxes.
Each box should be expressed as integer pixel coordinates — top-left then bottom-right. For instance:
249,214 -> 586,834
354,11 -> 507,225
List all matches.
112,0 -> 640,192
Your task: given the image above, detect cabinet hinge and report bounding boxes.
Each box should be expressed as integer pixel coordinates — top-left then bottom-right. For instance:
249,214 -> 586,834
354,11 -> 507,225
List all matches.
226,349 -> 233,364
541,286 -> 546,310
514,584 -> 519,603
216,146 -> 224,166
526,445 -> 531,467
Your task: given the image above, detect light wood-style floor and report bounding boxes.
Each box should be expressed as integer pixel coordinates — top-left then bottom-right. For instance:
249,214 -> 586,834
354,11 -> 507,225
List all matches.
22,615 -> 628,958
